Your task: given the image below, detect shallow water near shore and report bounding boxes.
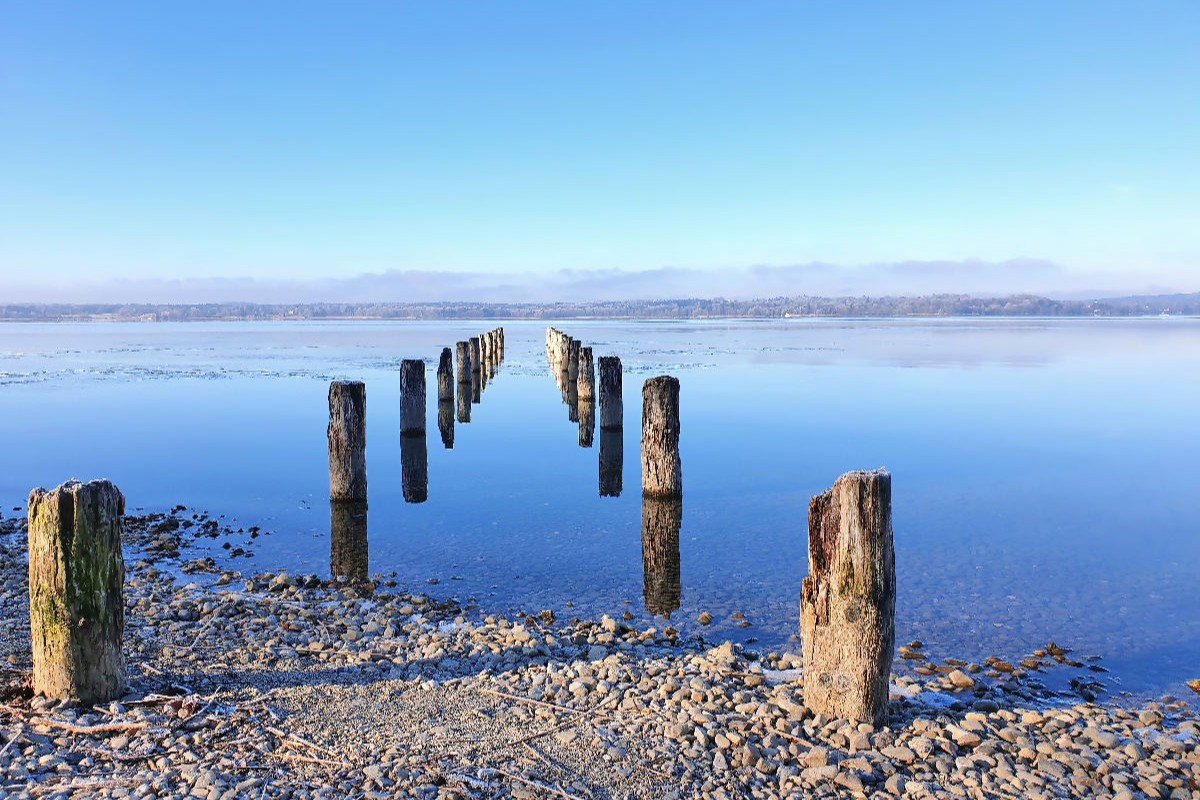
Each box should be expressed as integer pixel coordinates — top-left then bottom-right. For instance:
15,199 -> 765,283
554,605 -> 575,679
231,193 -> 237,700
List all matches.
2,317 -> 1198,697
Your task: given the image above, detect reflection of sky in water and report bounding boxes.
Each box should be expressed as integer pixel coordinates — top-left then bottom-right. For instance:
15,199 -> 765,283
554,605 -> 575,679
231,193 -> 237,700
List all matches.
1,318 -> 1198,694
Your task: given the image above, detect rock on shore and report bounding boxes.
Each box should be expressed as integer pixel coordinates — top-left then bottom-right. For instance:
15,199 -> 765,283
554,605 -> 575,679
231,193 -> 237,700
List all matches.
0,513 -> 1197,800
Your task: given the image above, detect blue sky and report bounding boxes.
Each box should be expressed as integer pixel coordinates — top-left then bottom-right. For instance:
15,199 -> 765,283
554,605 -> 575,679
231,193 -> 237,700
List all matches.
2,1 -> 1197,302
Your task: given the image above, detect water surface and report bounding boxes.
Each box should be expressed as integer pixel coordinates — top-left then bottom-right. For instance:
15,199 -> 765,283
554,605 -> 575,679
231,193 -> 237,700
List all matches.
2,317 -> 1197,696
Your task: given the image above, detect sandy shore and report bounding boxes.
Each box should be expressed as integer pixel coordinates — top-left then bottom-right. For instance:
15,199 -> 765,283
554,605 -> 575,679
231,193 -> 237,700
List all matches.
1,509 -> 1197,800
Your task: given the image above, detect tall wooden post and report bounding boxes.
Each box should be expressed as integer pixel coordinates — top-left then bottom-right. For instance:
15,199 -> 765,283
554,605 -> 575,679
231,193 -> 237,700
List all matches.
577,346 -> 595,401
567,339 -> 581,382
400,360 -> 426,435
470,337 -> 481,374
28,479 -> 126,703
329,381 -> 367,501
437,348 -> 454,403
599,356 -> 622,430
641,376 -> 681,497
455,341 -> 471,384
801,469 -> 895,727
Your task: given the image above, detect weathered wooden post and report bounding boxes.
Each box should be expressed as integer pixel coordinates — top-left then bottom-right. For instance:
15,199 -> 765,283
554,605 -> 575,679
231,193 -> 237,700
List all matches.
641,376 -> 681,497
329,380 -> 367,501
801,469 -> 895,727
480,332 -> 490,367
28,479 -> 126,703
455,341 -> 471,385
599,356 -> 623,430
438,400 -> 454,449
497,327 -> 504,357
578,399 -> 595,448
553,331 -> 567,369
437,348 -> 454,403
599,429 -> 623,497
567,338 -> 581,382
330,500 -> 369,586
641,495 -> 682,618
401,434 -> 428,504
470,337 -> 481,374
577,346 -> 595,401
400,359 -> 426,435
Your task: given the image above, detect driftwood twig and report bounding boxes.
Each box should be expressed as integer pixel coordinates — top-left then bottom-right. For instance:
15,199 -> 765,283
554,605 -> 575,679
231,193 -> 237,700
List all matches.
29,717 -> 150,735
266,725 -> 347,763
490,767 -> 588,800
0,724 -> 23,760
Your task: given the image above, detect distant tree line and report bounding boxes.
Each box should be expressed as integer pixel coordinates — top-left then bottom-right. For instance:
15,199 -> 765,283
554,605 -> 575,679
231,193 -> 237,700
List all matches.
1,292 -> 1198,322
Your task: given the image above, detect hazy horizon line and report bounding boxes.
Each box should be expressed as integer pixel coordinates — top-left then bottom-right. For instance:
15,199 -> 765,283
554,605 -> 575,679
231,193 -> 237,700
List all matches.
3,259 -> 1194,305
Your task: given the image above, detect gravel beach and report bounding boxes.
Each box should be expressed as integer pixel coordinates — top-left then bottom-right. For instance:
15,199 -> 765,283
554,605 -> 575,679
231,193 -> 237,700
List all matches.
1,510 -> 1197,800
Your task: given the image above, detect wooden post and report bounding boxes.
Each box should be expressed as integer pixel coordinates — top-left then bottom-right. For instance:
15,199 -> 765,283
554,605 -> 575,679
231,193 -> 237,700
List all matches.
554,331 -> 568,368
455,341 -> 471,384
577,346 -> 595,400
470,337 -> 481,374
641,376 -> 681,497
401,434 -> 428,504
578,399 -> 595,448
801,469 -> 895,727
567,338 -> 581,382
437,348 -> 454,403
438,400 -> 454,449
400,359 -> 426,435
28,479 -> 126,703
641,495 -> 682,619
599,356 -> 622,430
599,429 -> 623,497
328,381 -> 367,501
330,500 -> 369,587
480,332 -> 490,367
497,327 -> 504,357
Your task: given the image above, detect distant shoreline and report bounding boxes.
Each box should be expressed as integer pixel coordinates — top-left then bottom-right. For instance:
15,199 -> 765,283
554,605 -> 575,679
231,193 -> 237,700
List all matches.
2,291 -> 1199,322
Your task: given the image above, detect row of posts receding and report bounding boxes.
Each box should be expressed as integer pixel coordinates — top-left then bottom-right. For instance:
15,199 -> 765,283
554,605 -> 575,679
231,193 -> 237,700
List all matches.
328,327 -> 505,506
26,324 -> 895,727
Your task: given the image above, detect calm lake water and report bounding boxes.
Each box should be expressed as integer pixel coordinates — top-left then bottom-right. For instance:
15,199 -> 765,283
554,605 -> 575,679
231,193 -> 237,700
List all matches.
2,317 -> 1198,697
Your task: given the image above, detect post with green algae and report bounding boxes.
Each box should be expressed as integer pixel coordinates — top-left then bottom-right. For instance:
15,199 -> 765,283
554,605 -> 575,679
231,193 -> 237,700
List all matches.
28,479 -> 126,704
800,468 -> 896,727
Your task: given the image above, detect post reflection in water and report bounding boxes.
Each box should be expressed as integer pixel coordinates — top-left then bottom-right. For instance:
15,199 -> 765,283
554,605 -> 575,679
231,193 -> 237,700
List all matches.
599,429 -> 622,497
578,399 -> 595,448
330,500 -> 368,585
438,400 -> 454,449
401,434 -> 429,503
471,370 -> 482,404
641,495 -> 682,618
556,366 -> 569,397
567,380 -> 579,423
456,383 -> 471,423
